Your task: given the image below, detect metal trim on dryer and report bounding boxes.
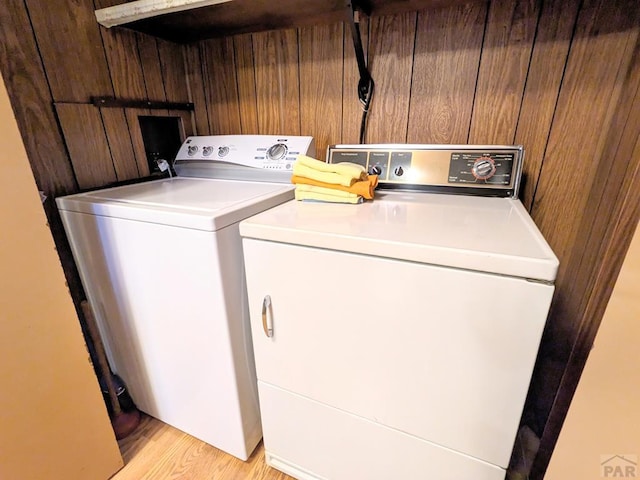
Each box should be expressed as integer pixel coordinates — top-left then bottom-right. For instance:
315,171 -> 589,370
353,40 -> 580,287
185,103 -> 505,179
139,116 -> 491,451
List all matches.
327,144 -> 524,198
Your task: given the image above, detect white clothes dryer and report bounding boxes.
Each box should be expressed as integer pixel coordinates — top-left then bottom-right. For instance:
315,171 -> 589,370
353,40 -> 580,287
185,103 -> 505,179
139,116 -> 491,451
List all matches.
240,144 -> 558,479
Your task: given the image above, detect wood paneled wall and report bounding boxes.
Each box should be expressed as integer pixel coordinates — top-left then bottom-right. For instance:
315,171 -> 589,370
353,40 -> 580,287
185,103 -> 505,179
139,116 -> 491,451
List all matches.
185,1 -> 640,475
1,0 -> 640,477
2,0 -> 193,196
0,0 -> 192,327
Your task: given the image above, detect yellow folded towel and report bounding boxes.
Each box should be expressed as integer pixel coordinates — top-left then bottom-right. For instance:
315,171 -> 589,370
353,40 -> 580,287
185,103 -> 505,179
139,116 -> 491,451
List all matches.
293,155 -> 366,187
295,183 -> 359,199
291,174 -> 378,200
296,155 -> 366,178
292,164 -> 357,187
295,188 -> 363,204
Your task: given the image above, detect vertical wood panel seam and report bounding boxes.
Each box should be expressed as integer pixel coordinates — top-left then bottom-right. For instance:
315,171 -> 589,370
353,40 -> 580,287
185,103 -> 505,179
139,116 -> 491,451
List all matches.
49,110 -> 81,191
181,45 -> 194,105
133,34 -> 151,100
120,75 -> 145,174
239,33 -> 259,134
122,112 -> 142,168
202,41 -> 213,133
22,0 -> 56,103
232,36 -> 242,132
366,17 -> 372,144
182,46 -> 199,135
92,1 -> 118,100
249,34 -> 258,132
511,0 -> 545,145
366,18 -> 372,72
297,28 -> 302,136
135,35 -> 151,100
107,108 -> 140,178
339,22 -> 345,147
201,43 -> 214,132
130,35 -> 159,174
404,12 -> 420,143
97,109 -> 122,178
157,40 -> 169,102
251,36 -> 261,134
197,44 -> 211,133
181,44 -> 196,130
22,0 -> 80,189
528,0 -> 584,210
338,22 -> 344,149
230,36 -> 243,132
466,0 -> 492,143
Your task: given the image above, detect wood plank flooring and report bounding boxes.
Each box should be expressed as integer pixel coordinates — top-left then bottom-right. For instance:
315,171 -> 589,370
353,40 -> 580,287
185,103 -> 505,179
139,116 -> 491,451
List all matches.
112,414 -> 292,480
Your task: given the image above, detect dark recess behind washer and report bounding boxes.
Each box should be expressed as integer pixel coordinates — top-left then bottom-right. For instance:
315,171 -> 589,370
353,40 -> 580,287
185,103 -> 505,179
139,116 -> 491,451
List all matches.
139,116 -> 182,173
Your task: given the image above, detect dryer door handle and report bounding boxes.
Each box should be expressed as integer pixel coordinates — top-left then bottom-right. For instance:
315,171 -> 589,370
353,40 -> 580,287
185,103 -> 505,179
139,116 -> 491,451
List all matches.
262,295 -> 273,338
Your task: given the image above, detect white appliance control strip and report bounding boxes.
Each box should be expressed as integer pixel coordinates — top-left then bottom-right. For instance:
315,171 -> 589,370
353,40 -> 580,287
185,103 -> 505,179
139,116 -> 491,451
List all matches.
176,135 -> 314,169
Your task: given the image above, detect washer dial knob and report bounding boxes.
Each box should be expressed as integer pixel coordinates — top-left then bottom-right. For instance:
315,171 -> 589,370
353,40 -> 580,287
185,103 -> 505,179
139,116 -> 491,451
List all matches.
218,146 -> 229,157
472,157 -> 496,180
370,165 -> 382,175
267,143 -> 288,161
394,165 -> 404,176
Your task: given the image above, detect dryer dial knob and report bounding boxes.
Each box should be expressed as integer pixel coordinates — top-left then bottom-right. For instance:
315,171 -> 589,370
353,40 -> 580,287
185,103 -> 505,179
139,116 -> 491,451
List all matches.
267,143 -> 288,161
472,157 -> 496,180
370,165 -> 382,175
394,165 -> 404,176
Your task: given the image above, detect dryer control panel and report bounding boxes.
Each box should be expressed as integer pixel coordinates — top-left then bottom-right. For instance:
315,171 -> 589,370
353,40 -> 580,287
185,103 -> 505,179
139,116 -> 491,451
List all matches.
327,144 -> 523,198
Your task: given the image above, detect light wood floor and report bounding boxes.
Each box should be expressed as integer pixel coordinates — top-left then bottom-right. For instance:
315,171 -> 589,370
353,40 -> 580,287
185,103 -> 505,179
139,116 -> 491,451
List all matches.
112,414 -> 293,479
113,413 -> 528,479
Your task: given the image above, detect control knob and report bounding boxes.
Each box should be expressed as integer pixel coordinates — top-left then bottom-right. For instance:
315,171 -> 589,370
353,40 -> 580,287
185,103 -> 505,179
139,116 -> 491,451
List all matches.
472,157 -> 496,180
202,146 -> 213,157
218,146 -> 229,158
394,165 -> 404,177
267,143 -> 288,161
369,164 -> 382,175
187,145 -> 198,156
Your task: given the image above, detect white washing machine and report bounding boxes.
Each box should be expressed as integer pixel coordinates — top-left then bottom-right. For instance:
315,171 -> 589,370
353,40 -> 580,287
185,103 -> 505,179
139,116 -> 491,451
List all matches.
56,135 -> 314,460
240,144 -> 559,479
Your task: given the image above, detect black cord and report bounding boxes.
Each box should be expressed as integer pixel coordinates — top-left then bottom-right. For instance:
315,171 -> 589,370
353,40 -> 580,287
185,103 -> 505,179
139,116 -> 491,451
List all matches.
346,1 -> 374,145
358,78 -> 374,144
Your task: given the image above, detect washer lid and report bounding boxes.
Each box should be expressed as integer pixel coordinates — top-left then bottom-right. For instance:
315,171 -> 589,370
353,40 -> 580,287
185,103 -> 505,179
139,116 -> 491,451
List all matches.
56,177 -> 294,231
239,191 -> 559,282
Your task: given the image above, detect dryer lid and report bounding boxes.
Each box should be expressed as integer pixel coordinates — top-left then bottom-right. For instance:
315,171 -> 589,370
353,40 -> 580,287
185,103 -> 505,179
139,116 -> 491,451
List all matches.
239,191 -> 559,282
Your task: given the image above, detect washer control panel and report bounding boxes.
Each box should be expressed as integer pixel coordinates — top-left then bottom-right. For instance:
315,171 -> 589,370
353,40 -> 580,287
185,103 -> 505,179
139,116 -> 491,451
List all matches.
327,144 -> 523,198
175,135 -> 315,171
